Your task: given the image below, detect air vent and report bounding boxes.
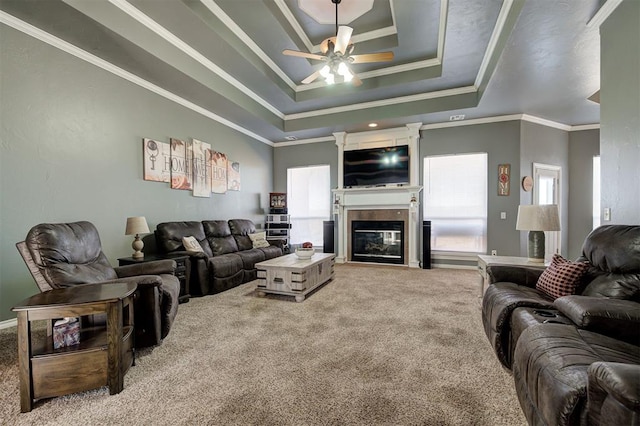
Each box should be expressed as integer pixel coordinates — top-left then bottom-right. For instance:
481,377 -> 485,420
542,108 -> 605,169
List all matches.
284,136 -> 298,141
449,114 -> 465,121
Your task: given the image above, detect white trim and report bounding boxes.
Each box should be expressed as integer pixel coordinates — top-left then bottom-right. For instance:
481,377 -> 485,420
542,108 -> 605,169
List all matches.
587,0 -> 624,28
436,0 -> 448,62
109,0 -> 285,118
286,86 -> 477,120
281,114 -> 600,146
475,0 -> 514,88
275,136 -> 335,147
521,114 -> 572,131
571,124 -> 600,131
0,319 -> 17,330
199,0 -> 296,90
421,114 -> 524,130
274,0 -> 314,53
0,11 -> 274,146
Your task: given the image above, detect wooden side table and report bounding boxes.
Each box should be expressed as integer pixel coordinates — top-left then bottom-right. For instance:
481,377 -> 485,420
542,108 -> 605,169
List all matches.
118,253 -> 191,303
477,255 -> 547,298
11,282 -> 136,412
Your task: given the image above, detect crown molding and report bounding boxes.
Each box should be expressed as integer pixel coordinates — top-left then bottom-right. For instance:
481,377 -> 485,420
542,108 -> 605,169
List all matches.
475,0 -> 514,88
587,0 -> 623,28
0,11 -> 275,146
278,114 -> 600,145
110,0 -> 285,118
286,86 -> 477,120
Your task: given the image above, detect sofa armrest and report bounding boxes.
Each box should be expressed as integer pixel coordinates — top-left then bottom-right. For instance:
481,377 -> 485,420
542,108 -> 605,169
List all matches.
554,295 -> 640,344
588,362 -> 640,426
487,265 -> 545,288
115,259 -> 176,277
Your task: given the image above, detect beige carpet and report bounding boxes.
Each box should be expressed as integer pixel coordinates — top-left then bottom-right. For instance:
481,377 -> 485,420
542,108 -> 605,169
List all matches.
0,264 -> 526,425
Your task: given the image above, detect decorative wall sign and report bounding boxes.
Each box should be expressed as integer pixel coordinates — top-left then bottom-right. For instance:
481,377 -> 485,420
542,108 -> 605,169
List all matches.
191,139 -> 210,198
498,163 -> 510,196
227,160 -> 241,191
142,138 -> 170,182
210,150 -> 228,194
270,193 -> 287,210
170,138 -> 192,190
521,175 -> 533,192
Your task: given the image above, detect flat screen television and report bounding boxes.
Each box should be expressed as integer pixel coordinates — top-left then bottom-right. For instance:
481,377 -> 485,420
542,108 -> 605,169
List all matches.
343,145 -> 409,187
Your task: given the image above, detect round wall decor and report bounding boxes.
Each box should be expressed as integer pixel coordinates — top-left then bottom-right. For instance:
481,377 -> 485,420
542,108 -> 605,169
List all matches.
522,176 -> 533,192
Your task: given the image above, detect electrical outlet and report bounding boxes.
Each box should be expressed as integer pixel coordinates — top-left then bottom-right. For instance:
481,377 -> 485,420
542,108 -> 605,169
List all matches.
491,250 -> 497,256
500,212 -> 507,220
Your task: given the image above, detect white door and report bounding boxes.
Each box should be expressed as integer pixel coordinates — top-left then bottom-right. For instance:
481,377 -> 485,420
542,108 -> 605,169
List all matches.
533,163 -> 561,261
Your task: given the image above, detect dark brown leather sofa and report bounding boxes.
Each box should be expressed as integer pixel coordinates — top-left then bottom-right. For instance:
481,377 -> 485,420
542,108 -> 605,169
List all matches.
481,225 -> 640,425
155,219 -> 283,296
17,221 -> 180,348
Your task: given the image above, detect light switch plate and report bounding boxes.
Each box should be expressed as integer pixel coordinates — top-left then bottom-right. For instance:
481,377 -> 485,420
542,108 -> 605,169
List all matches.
604,207 -> 611,221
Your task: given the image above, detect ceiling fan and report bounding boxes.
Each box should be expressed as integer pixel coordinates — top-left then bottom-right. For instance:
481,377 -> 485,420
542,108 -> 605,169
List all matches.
282,0 -> 394,86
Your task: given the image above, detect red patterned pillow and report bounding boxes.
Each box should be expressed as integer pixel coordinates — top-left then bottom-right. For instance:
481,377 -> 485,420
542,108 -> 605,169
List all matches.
536,254 -> 590,300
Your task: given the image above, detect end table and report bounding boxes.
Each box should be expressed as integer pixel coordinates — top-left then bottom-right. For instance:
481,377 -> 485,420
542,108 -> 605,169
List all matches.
12,282 -> 136,412
118,253 -> 191,303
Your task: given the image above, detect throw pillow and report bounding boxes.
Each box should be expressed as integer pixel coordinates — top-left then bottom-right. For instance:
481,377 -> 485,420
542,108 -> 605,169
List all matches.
536,254 -> 590,300
182,236 -> 204,253
249,231 -> 270,248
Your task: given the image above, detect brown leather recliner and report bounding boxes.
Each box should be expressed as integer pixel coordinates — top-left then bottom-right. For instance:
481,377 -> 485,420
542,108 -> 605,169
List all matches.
17,221 -> 180,348
482,225 -> 640,425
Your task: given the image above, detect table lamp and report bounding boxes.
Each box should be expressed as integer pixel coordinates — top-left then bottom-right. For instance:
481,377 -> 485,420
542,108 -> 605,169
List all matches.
125,216 -> 150,259
516,205 -> 560,263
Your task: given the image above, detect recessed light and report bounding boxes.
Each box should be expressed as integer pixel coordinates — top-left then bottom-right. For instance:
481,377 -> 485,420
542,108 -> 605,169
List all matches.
368,123 -> 378,128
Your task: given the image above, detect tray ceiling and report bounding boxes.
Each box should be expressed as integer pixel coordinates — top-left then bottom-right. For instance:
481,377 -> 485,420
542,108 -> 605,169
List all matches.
0,0 -> 604,145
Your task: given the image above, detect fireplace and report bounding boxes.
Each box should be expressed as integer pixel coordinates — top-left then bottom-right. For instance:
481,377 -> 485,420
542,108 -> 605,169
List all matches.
351,220 -> 404,264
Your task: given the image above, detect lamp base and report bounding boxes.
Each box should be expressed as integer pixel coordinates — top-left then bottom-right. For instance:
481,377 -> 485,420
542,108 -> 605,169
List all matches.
131,235 -> 144,259
527,230 -> 545,263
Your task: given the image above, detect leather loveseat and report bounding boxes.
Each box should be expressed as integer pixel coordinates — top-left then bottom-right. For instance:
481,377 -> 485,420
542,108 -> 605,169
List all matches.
481,224 -> 640,425
155,219 -> 283,296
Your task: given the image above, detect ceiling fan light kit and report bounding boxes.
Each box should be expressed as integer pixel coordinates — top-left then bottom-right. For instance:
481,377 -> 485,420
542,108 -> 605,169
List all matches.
282,0 -> 393,87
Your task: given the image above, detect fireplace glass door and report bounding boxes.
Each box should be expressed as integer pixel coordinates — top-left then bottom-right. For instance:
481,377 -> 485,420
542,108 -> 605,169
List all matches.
351,221 -> 404,264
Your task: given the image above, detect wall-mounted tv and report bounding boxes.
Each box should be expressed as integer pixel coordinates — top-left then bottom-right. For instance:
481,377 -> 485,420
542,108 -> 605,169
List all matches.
343,145 -> 409,188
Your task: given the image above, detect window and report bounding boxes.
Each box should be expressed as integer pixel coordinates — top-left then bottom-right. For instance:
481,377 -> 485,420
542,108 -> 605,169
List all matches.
593,156 -> 600,229
423,153 -> 488,253
287,165 -> 331,247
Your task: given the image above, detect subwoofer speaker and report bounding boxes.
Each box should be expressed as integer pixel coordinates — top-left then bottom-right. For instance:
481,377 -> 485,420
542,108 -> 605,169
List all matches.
323,220 -> 335,253
422,221 -> 432,269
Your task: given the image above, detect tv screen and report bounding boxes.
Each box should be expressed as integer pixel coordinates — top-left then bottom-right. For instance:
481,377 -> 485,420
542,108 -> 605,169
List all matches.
343,145 -> 409,187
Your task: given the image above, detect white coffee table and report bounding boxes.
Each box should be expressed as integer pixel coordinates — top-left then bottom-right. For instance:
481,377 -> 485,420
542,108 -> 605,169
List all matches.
255,253 -> 335,302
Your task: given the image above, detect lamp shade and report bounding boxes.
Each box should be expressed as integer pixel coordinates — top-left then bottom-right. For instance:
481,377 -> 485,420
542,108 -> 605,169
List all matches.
125,216 -> 150,235
516,205 -> 561,231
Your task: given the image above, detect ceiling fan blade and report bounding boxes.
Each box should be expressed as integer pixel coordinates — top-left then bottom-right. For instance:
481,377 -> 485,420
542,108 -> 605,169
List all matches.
301,70 -> 321,84
282,49 -> 325,61
350,52 -> 394,64
334,26 -> 353,55
351,72 -> 362,87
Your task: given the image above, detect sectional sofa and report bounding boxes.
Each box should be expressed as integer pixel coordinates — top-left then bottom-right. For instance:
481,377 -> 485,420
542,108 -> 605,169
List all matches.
155,219 -> 283,295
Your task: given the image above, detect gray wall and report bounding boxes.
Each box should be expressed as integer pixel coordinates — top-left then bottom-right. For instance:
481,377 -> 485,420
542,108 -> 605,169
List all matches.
519,122 -> 570,257
0,27 -> 274,321
273,140 -> 338,198
420,121 -> 523,257
568,130 -> 600,259
600,0 -> 640,225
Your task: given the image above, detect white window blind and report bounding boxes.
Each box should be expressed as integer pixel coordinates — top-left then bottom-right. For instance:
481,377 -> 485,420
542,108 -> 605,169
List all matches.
287,165 -> 330,247
423,153 -> 488,253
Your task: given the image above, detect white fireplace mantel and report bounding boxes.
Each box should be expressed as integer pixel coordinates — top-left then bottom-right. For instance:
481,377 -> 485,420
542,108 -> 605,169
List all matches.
332,186 -> 423,267
331,123 -> 423,268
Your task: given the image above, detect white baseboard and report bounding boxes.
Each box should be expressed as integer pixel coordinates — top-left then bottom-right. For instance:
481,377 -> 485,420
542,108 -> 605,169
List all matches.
0,318 -> 17,330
